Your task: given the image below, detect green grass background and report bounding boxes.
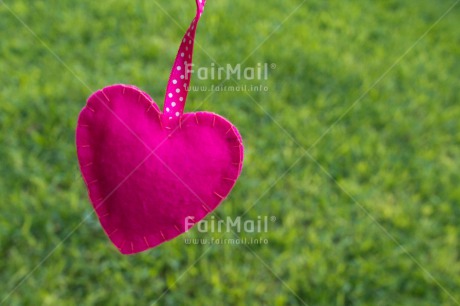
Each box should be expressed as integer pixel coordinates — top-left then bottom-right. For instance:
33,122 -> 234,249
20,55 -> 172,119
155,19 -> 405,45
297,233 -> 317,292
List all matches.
1,0 -> 459,305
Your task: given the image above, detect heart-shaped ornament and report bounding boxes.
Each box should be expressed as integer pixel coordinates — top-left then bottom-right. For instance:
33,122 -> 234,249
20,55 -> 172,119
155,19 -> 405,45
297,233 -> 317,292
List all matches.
76,0 -> 243,254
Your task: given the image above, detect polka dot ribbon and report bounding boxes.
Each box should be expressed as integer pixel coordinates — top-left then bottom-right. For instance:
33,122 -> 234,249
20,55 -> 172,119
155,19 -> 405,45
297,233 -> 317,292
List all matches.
163,0 -> 206,127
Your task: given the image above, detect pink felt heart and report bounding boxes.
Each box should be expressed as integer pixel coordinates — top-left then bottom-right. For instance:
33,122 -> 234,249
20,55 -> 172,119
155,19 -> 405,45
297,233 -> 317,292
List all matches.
75,0 -> 243,254
76,84 -> 243,254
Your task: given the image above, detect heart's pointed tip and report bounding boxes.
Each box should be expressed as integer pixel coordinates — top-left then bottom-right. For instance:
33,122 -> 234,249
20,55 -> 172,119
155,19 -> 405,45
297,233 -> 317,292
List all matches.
118,247 -> 146,256
115,242 -> 153,256
114,237 -> 170,256
119,249 -> 135,256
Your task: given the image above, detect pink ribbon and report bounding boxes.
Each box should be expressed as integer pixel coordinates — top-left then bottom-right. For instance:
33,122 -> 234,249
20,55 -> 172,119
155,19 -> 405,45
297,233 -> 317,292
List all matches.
163,0 -> 206,127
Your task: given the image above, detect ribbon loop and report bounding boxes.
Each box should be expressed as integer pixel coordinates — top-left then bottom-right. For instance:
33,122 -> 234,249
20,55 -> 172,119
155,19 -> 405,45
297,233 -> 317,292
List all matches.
163,0 -> 207,126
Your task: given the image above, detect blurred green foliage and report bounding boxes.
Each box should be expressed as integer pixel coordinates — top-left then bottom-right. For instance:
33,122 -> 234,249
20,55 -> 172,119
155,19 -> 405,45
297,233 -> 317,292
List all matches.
1,0 -> 459,305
